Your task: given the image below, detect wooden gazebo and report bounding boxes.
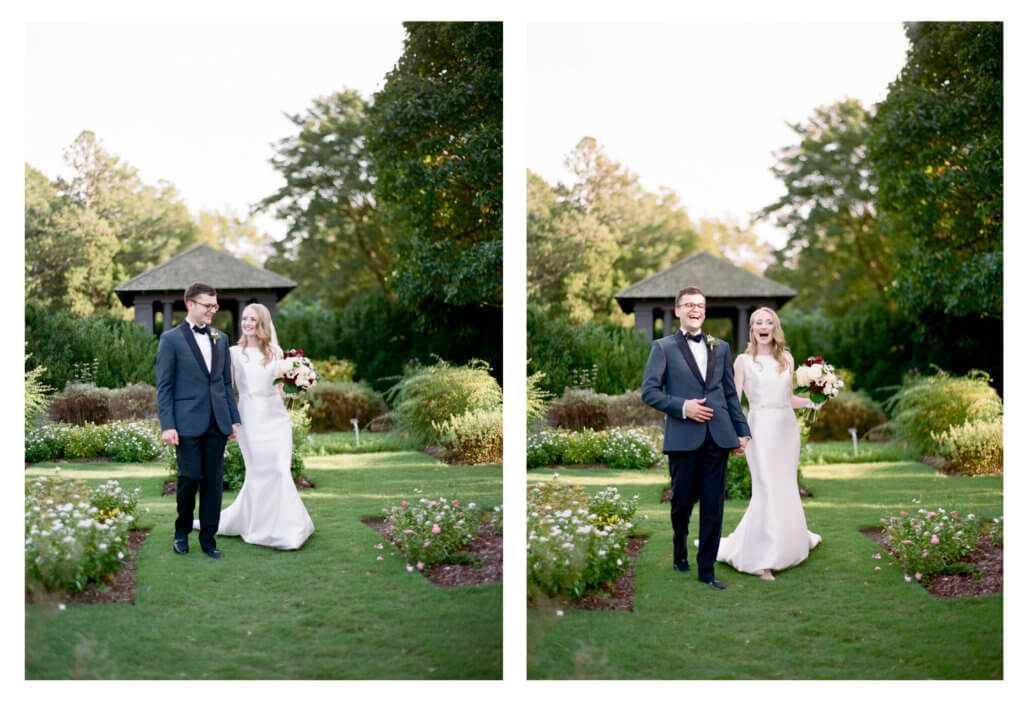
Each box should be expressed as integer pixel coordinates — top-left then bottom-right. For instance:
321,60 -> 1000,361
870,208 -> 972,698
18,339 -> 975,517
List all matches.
615,251 -> 796,345
114,243 -> 297,338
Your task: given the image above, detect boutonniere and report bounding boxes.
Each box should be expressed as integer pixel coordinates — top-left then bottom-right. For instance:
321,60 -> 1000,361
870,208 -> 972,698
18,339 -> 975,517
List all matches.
706,335 -> 721,349
209,329 -> 222,344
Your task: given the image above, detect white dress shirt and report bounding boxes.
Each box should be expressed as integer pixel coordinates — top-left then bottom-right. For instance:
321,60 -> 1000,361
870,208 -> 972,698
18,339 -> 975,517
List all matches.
683,331 -> 708,419
190,323 -> 213,372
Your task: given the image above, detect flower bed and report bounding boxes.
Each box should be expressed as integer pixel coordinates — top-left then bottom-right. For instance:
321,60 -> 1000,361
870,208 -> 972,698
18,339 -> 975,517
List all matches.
527,427 -> 662,470
378,491 -> 489,571
25,471 -> 145,593
871,501 -> 996,582
26,420 -> 168,464
527,475 -> 646,599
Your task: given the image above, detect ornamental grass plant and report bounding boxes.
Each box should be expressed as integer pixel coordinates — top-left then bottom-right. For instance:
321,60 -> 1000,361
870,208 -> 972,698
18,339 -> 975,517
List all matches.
932,418 -> 1003,475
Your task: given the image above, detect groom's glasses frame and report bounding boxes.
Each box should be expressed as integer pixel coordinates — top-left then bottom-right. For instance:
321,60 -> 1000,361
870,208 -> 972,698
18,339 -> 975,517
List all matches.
190,300 -> 220,312
678,302 -> 706,311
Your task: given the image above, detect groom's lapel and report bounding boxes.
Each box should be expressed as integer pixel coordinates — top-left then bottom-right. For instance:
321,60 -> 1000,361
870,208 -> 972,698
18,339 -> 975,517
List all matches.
180,324 -> 211,378
706,342 -> 717,385
673,331 -> 706,389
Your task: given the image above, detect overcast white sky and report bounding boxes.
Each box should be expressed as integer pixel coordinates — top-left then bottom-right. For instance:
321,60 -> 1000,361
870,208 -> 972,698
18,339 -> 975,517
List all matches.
527,22 -> 910,250
23,22 -> 408,247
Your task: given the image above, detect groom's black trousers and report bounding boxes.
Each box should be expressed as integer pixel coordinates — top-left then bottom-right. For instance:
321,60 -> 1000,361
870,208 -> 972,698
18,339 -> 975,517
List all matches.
174,415 -> 227,551
668,434 -> 729,581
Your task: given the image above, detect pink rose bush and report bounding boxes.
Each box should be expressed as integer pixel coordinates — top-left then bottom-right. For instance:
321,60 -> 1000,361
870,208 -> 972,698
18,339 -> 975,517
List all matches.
877,504 -> 986,582
382,494 -> 491,571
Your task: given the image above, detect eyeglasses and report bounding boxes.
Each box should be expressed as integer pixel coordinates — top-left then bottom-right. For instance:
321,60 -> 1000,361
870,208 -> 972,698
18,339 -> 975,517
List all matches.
190,300 -> 219,312
678,302 -> 706,311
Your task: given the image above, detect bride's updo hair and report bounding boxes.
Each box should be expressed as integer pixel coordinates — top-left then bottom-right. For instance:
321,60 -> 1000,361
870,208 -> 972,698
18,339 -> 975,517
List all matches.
744,307 -> 790,373
237,303 -> 278,366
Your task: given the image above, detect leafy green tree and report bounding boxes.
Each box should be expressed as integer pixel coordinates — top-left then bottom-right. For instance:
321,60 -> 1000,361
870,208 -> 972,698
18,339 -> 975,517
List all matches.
758,100 -> 893,314
255,90 -> 393,305
868,21 -> 1002,321
366,21 -> 502,310
195,210 -> 272,266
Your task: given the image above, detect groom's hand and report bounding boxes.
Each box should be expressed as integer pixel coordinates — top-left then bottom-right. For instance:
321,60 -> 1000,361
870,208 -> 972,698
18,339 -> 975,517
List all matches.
684,397 -> 714,422
731,436 -> 749,456
227,423 -> 240,441
161,428 -> 179,446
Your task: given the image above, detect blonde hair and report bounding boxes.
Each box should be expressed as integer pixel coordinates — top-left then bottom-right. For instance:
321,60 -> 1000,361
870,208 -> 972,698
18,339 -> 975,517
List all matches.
237,303 -> 277,366
744,307 -> 789,373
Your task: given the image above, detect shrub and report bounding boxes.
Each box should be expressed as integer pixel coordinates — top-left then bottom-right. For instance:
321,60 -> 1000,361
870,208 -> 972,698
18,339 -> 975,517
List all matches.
606,389 -> 663,427
306,381 -> 388,433
25,299 -> 159,390
63,422 -> 110,459
546,389 -> 610,431
48,383 -> 113,425
527,476 -> 644,598
24,424 -> 72,463
527,305 -> 651,397
438,408 -> 503,465
25,353 -> 53,432
25,473 -> 144,593
526,428 -> 661,470
526,369 -> 553,429
876,504 -> 982,582
103,421 -> 167,463
726,454 -> 752,500
312,356 -> 357,383
382,495 -> 484,570
808,391 -> 887,441
932,418 -> 1003,475
386,358 -> 502,445
884,369 -> 1002,456
107,383 -> 157,421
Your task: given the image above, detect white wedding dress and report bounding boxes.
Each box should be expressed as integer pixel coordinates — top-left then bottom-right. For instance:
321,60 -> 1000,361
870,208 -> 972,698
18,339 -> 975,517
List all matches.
717,353 -> 820,574
214,345 -> 314,549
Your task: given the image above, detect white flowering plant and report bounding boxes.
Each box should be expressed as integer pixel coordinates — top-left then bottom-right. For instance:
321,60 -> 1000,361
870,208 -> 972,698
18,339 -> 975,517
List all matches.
527,475 -> 645,598
526,427 -> 661,470
383,495 -> 485,571
25,472 -> 144,593
875,502 -> 984,582
25,421 -> 168,464
274,348 -> 319,394
795,355 -> 845,405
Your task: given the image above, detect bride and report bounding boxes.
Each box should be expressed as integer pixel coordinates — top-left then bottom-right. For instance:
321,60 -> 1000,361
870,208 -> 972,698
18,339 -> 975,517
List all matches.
213,303 -> 314,550
716,307 -> 820,580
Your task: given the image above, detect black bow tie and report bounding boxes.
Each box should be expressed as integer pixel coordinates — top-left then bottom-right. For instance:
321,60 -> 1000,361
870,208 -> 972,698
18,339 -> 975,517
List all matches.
193,325 -> 209,335
685,333 -> 704,343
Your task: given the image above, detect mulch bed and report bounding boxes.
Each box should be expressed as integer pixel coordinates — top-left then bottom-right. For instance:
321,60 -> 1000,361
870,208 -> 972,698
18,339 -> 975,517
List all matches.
860,528 -> 1002,598
528,537 -> 648,612
25,529 -> 151,606
362,517 -> 502,588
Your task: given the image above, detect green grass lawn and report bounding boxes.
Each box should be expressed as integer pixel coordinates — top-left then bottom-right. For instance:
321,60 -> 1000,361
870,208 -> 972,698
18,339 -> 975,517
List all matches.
526,456 -> 1003,679
25,451 -> 502,679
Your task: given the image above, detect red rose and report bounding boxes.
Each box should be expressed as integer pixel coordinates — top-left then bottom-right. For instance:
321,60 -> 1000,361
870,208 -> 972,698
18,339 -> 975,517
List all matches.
816,356 -> 823,363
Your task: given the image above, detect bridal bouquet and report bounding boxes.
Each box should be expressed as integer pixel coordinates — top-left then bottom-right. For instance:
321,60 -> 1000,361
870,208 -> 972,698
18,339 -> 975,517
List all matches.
795,355 -> 844,405
273,348 -> 318,394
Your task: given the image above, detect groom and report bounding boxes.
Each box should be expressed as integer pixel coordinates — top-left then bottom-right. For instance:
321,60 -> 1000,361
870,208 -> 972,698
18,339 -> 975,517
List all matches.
641,286 -> 750,590
156,282 -> 241,559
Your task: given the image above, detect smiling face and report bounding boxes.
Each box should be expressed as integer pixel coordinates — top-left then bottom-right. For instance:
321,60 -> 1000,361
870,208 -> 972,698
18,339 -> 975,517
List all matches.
751,309 -> 775,345
674,292 -> 706,335
240,307 -> 259,339
186,293 -> 218,327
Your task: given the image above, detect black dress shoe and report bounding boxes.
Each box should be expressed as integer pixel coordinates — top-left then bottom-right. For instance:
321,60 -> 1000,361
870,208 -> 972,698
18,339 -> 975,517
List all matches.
173,539 -> 189,554
701,577 -> 727,590
203,548 -> 224,559
673,562 -> 690,573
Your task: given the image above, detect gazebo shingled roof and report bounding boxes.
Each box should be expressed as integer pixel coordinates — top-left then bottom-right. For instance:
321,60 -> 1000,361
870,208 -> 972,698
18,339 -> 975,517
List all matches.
115,243 -> 296,307
115,243 -> 297,336
615,250 -> 796,343
615,250 -> 795,312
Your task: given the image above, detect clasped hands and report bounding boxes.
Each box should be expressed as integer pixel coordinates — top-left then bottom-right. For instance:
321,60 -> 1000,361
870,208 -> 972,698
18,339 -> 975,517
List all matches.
161,424 -> 241,446
683,397 -> 749,456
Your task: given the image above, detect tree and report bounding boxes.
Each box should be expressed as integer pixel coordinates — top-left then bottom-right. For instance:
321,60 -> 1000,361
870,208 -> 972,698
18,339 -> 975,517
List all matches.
195,210 -> 272,266
366,21 -> 503,310
868,22 -> 1002,321
758,100 -> 893,314
255,90 -> 393,305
